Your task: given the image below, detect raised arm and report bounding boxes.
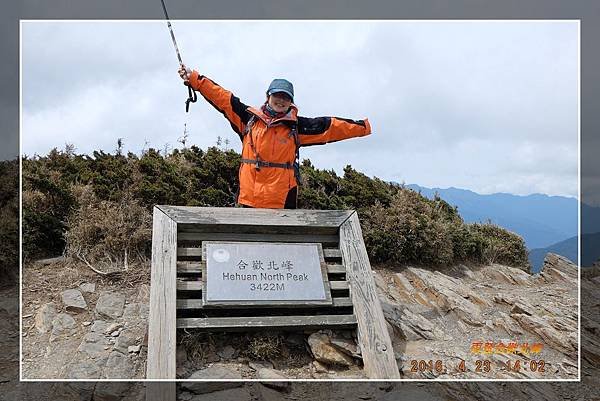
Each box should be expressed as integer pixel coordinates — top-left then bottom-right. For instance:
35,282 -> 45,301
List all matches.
296,116 -> 372,147
187,71 -> 251,139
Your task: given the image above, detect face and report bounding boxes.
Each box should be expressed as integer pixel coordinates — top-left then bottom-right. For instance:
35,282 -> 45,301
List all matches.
267,92 -> 292,113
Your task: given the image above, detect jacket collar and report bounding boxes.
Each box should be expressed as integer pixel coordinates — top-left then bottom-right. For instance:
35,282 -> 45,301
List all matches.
248,103 -> 298,125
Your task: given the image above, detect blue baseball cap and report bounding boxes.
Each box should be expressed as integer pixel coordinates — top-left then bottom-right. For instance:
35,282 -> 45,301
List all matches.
267,79 -> 294,101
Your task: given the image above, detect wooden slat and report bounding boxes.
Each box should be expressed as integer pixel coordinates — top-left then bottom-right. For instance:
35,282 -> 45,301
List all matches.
177,280 -> 202,291
178,262 -> 344,275
177,280 -> 348,292
147,207 -> 177,380
177,314 -> 357,330
327,264 -> 346,274
177,261 -> 202,273
177,297 -> 353,310
178,231 -> 339,244
329,281 -> 349,290
323,248 -> 341,259
340,212 -> 399,379
146,382 -> 175,401
158,205 -> 352,234
178,247 -> 202,257
179,247 -> 342,260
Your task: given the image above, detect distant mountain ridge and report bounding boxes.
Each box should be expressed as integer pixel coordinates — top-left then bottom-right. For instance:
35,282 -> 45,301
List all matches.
404,184 -> 579,250
529,232 -> 600,271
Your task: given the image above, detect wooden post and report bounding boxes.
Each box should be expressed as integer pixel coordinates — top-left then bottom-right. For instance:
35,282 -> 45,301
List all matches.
146,207 -> 178,384
340,212 -> 400,379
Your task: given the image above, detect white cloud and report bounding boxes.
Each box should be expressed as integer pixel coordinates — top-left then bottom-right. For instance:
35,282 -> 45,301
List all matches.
21,20 -> 579,197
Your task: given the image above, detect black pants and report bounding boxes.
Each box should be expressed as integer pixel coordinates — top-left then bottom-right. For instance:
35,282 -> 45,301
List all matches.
241,186 -> 298,209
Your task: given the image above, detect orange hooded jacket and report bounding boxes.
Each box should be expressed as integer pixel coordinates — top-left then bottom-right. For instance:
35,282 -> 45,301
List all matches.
187,71 -> 372,209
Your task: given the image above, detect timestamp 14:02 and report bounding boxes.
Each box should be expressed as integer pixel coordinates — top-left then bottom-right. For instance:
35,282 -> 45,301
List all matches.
410,359 -> 546,374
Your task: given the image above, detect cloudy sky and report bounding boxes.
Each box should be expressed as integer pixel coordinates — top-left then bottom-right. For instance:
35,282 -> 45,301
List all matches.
21,20 -> 578,198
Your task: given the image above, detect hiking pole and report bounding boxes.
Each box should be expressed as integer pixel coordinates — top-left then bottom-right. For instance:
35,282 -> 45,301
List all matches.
160,0 -> 197,112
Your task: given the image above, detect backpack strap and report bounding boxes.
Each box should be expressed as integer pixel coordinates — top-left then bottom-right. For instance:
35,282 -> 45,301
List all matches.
242,114 -> 302,184
288,122 -> 302,185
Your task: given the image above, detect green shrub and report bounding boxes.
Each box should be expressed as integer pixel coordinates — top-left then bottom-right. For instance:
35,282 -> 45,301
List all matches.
361,189 -> 461,265
468,222 -> 530,268
0,159 -> 18,280
21,142 -> 529,271
360,188 -> 529,268
65,186 -> 152,272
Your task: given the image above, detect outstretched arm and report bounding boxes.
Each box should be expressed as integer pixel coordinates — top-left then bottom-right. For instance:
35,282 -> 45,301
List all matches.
185,70 -> 251,139
296,116 -> 372,147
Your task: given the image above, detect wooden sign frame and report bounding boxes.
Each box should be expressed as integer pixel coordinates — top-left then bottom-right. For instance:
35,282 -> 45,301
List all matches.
146,206 -> 399,391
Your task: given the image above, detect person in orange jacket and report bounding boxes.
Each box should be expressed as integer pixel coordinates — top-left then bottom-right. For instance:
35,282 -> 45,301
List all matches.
178,66 -> 372,209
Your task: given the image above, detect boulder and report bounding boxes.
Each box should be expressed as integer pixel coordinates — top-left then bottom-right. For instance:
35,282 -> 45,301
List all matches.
95,292 -> 125,320
188,388 -> 252,401
90,320 -> 109,333
249,360 -> 273,371
216,345 -> 237,359
181,366 -> 243,393
381,301 -> 439,341
330,336 -> 361,358
35,303 -> 57,333
257,368 -> 290,391
78,331 -> 111,359
50,313 -> 77,340
79,283 -> 96,294
93,382 -> 132,401
103,351 -> 134,379
114,329 -> 140,354
307,332 -> 354,367
65,360 -> 102,379
61,289 -> 88,312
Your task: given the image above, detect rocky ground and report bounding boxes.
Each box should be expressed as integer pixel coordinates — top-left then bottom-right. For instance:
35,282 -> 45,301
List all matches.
378,253 -> 579,379
21,258 -> 149,379
3,253 -> 598,400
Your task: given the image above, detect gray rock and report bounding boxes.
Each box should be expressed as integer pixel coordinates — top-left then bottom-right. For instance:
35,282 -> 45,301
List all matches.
115,329 -> 140,354
35,256 -> 66,266
176,346 -> 188,365
79,282 -> 96,294
128,345 -> 141,353
285,333 -> 305,346
330,336 -> 361,358
188,388 -> 252,401
256,385 -> 287,401
217,345 -> 237,359
78,331 -> 111,359
103,351 -> 134,379
93,382 -> 131,401
63,382 -> 96,401
35,303 -> 57,333
104,322 -> 123,335
122,303 -> 140,320
307,332 -> 354,367
179,392 -> 194,401
95,292 -> 125,320
65,360 -> 102,379
50,313 -> 77,340
312,360 -> 328,373
181,367 -> 243,393
62,289 -> 88,312
382,301 -> 439,341
257,368 -> 290,391
90,320 -> 109,333
249,360 -> 274,371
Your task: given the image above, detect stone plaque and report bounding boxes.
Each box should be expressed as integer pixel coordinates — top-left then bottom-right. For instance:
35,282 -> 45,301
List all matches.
202,242 -> 332,306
